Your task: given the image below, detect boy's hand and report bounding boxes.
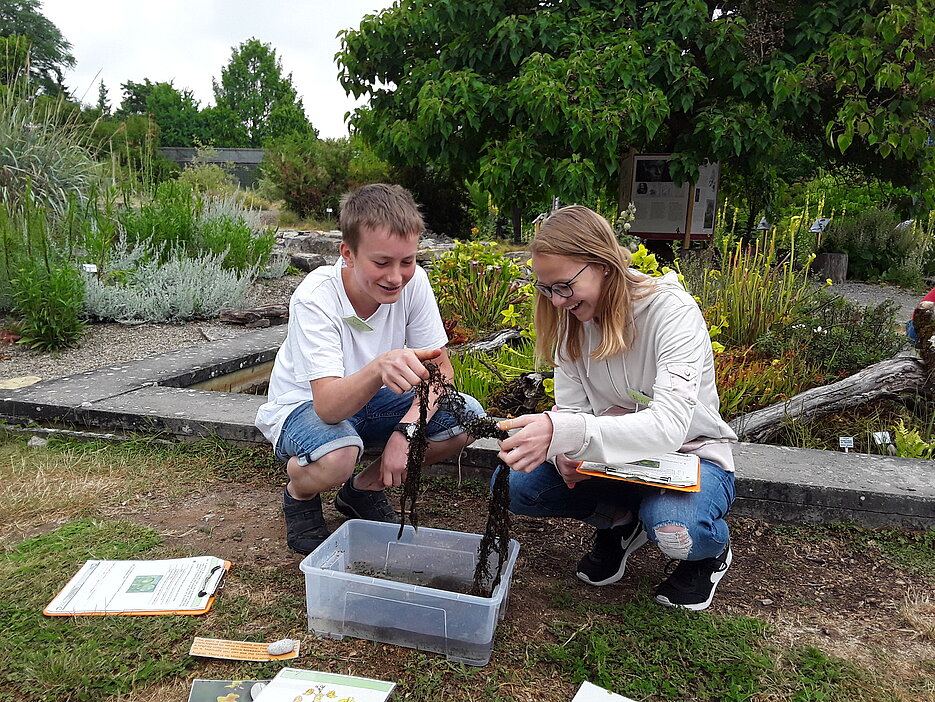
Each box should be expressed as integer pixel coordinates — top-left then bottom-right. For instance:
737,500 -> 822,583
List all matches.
378,348 -> 442,394
496,413 -> 553,473
380,432 -> 410,487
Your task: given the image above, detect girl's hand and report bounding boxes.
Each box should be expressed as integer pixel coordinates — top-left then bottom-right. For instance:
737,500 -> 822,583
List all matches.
496,413 -> 553,473
554,454 -> 591,489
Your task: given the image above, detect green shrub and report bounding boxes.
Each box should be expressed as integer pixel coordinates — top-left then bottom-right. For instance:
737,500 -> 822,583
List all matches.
118,182 -> 273,273
428,241 -> 533,333
174,143 -> 237,195
10,258 -> 85,350
819,208 -> 928,285
119,180 -> 198,253
177,161 -> 237,195
756,295 -> 906,378
260,133 -> 351,219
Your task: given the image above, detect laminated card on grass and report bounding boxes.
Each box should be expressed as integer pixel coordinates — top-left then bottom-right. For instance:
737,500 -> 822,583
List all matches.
254,667 -> 394,701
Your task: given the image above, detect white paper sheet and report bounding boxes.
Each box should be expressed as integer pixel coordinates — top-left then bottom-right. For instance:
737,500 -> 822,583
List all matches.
45,556 -> 227,615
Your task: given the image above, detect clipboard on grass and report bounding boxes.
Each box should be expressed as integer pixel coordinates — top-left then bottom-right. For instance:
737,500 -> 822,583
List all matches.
576,452 -> 701,492
44,556 -> 230,616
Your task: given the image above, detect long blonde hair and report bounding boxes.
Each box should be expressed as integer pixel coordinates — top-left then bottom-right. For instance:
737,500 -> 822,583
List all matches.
531,205 -> 655,365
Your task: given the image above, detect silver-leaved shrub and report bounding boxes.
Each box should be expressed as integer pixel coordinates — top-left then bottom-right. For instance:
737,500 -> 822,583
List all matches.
83,239 -> 252,323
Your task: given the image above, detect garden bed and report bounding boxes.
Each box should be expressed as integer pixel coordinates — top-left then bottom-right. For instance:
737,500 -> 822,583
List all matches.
1,438 -> 933,701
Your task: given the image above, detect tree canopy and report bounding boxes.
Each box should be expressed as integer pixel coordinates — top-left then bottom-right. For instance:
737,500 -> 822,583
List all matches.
117,79 -> 203,147
213,38 -> 313,148
0,0 -> 74,94
338,0 -> 935,228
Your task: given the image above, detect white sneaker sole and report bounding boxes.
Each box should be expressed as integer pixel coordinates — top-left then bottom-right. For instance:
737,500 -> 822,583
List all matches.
576,528 -> 649,587
655,546 -> 733,611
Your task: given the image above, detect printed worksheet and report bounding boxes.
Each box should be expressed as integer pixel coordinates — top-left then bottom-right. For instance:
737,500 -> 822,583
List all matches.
44,556 -> 229,615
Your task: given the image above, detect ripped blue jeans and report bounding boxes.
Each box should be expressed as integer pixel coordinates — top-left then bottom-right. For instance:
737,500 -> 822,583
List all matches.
498,459 -> 734,560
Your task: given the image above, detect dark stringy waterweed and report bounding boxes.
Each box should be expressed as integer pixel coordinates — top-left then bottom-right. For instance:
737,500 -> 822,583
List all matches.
399,362 -> 510,597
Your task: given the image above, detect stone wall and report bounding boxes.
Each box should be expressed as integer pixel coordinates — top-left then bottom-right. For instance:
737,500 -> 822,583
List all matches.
158,147 -> 265,188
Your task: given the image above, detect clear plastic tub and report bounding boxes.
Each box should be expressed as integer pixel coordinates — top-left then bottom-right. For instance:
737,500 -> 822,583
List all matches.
299,519 -> 520,666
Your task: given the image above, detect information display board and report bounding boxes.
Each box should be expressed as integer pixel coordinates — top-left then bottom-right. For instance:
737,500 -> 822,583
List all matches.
629,154 -> 720,242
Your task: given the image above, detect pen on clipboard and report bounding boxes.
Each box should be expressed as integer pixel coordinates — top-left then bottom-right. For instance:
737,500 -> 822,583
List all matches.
198,564 -> 226,598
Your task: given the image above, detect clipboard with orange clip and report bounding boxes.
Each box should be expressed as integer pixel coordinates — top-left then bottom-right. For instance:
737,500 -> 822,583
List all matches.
44,556 -> 231,617
576,452 -> 701,493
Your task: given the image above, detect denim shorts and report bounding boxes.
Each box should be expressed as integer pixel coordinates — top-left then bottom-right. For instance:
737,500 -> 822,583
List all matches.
275,386 -> 485,465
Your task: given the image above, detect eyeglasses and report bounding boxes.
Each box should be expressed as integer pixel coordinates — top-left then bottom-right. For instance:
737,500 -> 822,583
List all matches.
533,263 -> 591,299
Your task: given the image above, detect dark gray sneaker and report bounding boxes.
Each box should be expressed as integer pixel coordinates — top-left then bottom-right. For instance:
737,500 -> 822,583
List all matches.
654,541 -> 733,611
334,477 -> 399,523
282,485 -> 330,555
576,520 -> 648,586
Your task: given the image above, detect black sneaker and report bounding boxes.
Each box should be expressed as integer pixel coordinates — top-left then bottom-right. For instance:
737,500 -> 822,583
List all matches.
334,477 -> 399,523
576,520 -> 648,586
282,485 -> 330,555
654,541 -> 733,611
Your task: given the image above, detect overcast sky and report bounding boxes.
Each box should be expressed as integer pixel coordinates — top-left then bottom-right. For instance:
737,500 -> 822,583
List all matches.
40,0 -> 394,139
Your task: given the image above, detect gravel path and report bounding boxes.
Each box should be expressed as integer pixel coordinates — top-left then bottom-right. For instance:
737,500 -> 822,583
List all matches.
0,276 -> 924,385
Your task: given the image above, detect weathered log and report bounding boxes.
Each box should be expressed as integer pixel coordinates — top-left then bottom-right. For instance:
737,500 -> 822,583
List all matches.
729,354 -> 928,443
219,304 -> 289,326
456,328 -> 524,354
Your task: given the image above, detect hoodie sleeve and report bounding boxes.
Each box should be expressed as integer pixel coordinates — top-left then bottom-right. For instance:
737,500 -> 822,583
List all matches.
547,293 -> 710,464
546,363 -> 592,458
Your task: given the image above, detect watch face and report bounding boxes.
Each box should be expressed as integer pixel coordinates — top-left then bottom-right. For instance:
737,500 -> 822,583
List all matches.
405,423 -> 418,439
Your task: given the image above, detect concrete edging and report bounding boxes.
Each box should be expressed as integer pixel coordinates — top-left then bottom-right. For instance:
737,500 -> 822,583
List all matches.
1,327 -> 932,530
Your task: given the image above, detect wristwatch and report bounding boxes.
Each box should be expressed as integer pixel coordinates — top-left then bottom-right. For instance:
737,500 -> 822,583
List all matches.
392,422 -> 419,441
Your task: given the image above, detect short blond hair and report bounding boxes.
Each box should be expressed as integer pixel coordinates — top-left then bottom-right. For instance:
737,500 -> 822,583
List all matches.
339,184 -> 425,251
531,206 -> 654,364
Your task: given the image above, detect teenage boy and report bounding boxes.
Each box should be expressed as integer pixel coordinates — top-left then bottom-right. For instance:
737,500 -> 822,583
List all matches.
256,184 -> 484,554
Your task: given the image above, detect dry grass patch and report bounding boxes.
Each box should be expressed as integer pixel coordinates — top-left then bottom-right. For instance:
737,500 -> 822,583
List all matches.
0,436 -> 215,541
900,586 -> 935,640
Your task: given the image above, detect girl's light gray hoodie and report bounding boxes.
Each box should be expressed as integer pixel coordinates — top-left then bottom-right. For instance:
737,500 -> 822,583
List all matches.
545,270 -> 737,472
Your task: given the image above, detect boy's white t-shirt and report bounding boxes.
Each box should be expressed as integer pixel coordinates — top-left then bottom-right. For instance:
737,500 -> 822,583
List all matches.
255,260 -> 449,447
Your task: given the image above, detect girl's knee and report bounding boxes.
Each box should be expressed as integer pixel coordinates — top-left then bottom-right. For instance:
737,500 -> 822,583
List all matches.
652,523 -> 692,560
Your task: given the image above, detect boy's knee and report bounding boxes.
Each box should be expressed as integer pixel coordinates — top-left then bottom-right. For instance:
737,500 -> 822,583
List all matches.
289,446 -> 358,486
317,446 -> 358,478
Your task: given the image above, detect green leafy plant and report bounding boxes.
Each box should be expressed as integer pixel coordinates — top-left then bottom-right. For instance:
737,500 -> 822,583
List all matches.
429,241 -> 532,333
175,143 -> 238,195
260,133 -> 349,220
756,295 -> 906,378
10,257 -> 84,350
894,419 -> 935,460
819,207 -> 927,285
119,181 -> 273,273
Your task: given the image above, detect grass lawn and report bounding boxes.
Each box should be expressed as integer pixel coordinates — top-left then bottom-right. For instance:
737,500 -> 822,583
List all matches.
0,433 -> 933,702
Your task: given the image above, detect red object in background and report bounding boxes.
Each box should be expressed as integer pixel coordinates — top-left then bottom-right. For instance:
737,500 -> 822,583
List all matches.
922,287 -> 935,305
442,317 -> 471,345
0,329 -> 20,345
